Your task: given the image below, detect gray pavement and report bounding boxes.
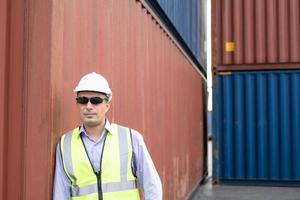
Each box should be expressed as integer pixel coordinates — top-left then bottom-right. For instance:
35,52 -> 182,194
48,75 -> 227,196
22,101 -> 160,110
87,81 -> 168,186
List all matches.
189,177 -> 300,200
189,141 -> 300,200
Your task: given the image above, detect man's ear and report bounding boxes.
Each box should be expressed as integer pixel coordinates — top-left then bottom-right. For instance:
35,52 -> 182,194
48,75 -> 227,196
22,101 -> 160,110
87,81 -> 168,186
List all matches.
105,102 -> 110,113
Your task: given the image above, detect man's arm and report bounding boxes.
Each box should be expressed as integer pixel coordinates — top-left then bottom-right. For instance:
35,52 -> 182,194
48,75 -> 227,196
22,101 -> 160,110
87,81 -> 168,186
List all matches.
53,143 -> 72,200
131,129 -> 163,200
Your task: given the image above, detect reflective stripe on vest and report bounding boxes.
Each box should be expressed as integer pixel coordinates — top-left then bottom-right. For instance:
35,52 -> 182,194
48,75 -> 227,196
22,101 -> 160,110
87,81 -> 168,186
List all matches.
60,124 -> 140,200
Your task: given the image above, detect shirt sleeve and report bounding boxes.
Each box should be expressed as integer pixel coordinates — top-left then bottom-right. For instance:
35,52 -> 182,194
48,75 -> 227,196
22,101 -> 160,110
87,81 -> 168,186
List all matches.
53,143 -> 72,200
131,129 -> 163,200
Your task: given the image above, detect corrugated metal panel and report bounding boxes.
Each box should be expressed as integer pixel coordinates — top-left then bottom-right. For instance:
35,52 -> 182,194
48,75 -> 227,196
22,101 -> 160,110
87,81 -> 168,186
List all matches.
212,0 -> 300,67
2,0 -> 27,200
156,0 -> 206,67
0,1 -> 8,199
23,0 -> 53,199
0,0 -> 207,199
213,70 -> 300,185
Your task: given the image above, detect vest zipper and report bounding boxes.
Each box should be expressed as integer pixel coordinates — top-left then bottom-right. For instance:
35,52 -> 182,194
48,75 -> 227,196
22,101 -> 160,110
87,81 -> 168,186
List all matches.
95,171 -> 103,200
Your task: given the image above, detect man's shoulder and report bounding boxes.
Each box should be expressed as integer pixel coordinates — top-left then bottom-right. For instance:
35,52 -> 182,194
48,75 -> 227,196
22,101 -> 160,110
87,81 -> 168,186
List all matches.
111,123 -> 143,138
61,127 -> 80,137
111,122 -> 127,130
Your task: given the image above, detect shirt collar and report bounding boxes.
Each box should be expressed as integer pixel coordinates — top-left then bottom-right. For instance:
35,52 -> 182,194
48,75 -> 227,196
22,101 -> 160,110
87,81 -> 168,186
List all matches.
104,119 -> 113,134
79,119 -> 114,137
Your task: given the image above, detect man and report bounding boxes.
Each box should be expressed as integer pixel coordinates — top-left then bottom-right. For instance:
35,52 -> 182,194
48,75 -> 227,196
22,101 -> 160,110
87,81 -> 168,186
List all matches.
53,72 -> 162,200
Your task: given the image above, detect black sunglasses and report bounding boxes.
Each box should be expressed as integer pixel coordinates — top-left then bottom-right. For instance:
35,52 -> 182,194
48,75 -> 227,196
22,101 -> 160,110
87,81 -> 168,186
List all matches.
76,96 -> 108,105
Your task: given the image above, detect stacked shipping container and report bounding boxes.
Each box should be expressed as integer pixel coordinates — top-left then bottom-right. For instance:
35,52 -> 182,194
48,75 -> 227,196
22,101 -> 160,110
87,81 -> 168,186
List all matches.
214,70 -> 300,185
212,0 -> 300,68
213,0 -> 300,186
0,0 -> 206,199
156,0 -> 207,67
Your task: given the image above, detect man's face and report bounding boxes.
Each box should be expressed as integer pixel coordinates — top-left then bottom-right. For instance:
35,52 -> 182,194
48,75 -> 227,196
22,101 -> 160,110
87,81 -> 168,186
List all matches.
76,91 -> 110,128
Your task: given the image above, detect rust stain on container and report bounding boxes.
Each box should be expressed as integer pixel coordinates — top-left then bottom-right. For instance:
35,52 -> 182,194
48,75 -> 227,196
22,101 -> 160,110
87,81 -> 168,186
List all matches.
0,0 -> 207,199
215,63 -> 300,74
213,0 -> 300,67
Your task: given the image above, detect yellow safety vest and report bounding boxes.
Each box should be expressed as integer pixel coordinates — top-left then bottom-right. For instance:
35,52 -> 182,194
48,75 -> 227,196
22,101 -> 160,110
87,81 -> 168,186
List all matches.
60,124 -> 140,200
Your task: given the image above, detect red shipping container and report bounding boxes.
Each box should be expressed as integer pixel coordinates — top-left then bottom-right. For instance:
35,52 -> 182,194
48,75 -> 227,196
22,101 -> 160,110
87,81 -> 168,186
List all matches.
0,0 -> 207,199
212,0 -> 300,72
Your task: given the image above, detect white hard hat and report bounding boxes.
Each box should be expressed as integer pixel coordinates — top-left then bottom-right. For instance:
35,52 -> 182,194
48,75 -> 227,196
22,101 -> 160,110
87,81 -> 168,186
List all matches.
74,72 -> 112,101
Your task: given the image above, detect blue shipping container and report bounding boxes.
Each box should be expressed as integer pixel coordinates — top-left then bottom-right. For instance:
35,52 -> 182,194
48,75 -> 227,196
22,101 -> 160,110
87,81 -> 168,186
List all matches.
213,70 -> 300,186
156,0 -> 206,67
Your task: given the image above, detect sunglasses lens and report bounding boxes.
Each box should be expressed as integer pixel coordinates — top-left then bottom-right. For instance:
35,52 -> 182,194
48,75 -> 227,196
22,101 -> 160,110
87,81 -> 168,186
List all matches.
90,97 -> 103,104
76,96 -> 89,104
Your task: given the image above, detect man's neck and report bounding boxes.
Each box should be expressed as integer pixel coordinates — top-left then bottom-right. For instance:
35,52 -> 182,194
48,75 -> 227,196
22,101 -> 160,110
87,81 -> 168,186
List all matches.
84,122 -> 105,141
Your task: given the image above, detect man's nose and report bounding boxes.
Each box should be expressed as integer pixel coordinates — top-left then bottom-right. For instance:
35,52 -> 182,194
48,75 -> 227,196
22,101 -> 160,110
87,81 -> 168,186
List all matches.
86,101 -> 94,109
